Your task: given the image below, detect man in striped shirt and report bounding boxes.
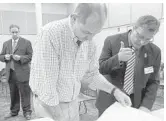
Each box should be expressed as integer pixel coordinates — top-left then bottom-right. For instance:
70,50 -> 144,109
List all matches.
29,3 -> 131,121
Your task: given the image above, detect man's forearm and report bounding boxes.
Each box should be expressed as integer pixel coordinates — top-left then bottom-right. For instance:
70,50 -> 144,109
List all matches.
88,74 -> 116,94
87,73 -> 131,106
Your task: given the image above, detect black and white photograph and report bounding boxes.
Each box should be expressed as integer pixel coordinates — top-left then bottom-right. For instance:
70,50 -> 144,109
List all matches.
0,2 -> 164,121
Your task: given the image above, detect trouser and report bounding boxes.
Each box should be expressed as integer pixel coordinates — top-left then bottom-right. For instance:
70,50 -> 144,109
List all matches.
33,95 -> 80,121
8,69 -> 32,115
98,93 -> 135,117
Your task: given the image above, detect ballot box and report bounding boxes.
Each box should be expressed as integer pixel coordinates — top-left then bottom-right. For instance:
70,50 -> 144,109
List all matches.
97,102 -> 163,121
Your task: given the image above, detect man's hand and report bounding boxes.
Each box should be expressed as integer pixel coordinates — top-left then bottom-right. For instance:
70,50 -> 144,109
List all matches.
5,54 -> 11,61
113,88 -> 132,107
118,41 -> 133,62
139,106 -> 151,113
12,55 -> 21,61
35,96 -> 62,119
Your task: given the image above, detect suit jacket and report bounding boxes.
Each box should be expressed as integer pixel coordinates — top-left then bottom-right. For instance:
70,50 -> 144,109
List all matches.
0,37 -> 33,82
96,31 -> 161,110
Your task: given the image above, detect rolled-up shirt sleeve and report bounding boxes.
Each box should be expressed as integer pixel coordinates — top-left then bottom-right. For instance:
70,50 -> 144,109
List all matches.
81,42 -> 115,93
29,29 -> 60,106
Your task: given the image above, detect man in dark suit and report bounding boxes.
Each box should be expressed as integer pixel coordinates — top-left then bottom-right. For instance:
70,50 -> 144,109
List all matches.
0,24 -> 33,120
96,15 -> 161,116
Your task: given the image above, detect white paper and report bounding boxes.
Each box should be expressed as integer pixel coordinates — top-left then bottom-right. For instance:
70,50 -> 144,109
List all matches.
97,102 -> 162,121
151,109 -> 164,121
30,117 -> 54,121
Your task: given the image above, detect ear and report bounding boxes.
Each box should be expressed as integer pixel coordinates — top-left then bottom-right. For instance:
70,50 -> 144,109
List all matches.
70,14 -> 77,24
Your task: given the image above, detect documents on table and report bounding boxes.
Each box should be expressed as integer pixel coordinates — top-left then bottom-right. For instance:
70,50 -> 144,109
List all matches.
97,102 -> 162,121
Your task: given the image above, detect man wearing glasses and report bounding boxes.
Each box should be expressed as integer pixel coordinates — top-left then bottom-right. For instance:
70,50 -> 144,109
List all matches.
96,15 -> 161,116
0,24 -> 33,120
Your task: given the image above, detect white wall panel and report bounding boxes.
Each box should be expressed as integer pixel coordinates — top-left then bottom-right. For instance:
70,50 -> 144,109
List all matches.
131,3 -> 162,23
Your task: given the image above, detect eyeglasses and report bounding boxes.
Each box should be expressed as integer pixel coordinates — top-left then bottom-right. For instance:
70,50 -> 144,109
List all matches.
134,30 -> 154,43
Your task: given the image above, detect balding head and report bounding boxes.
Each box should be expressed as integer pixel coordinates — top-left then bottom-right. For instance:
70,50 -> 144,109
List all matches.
73,3 -> 107,25
70,3 -> 107,41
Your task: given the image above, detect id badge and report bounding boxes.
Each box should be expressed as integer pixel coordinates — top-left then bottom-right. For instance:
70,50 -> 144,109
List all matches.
144,66 -> 154,74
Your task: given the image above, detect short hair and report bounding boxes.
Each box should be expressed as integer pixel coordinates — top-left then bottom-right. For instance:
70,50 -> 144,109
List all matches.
73,3 -> 107,24
9,24 -> 20,31
134,15 -> 160,33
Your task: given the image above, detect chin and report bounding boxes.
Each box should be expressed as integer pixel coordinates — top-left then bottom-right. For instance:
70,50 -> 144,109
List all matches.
137,45 -> 142,49
133,44 -> 141,49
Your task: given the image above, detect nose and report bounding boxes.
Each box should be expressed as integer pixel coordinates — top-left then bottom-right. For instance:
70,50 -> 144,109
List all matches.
13,33 -> 17,36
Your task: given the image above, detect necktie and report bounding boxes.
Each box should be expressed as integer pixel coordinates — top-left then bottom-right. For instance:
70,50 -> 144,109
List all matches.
123,49 -> 136,95
12,40 -> 17,53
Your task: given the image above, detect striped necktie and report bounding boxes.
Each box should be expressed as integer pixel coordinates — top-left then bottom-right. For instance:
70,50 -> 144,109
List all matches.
12,40 -> 17,53
123,48 -> 136,95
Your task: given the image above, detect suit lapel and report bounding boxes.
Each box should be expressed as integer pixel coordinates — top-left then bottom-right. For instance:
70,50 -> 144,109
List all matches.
134,46 -> 146,107
119,31 -> 131,48
8,39 -> 12,54
13,37 -> 21,53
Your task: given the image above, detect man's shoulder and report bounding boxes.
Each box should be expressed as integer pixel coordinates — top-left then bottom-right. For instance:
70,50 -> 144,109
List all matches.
42,18 -> 68,33
146,43 -> 161,53
18,37 -> 32,47
105,32 -> 127,43
19,37 -> 31,43
4,39 -> 11,45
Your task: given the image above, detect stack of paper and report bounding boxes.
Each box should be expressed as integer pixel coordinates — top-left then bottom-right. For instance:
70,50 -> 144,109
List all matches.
97,102 -> 162,121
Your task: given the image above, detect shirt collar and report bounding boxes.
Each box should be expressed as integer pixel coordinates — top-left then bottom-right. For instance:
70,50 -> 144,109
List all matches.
68,16 -> 80,45
128,30 -> 136,51
68,16 -> 76,38
12,38 -> 19,43
128,30 -> 132,47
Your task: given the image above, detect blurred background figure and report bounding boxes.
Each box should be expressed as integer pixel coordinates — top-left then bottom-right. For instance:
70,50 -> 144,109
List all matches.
0,24 -> 33,120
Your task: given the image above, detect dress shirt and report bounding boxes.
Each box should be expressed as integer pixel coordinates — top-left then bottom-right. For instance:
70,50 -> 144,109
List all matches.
12,38 -> 19,52
29,17 -> 108,106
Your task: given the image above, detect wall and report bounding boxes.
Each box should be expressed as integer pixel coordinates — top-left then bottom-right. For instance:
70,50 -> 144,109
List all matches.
0,3 -> 69,35
0,3 -> 68,13
0,3 -> 35,12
